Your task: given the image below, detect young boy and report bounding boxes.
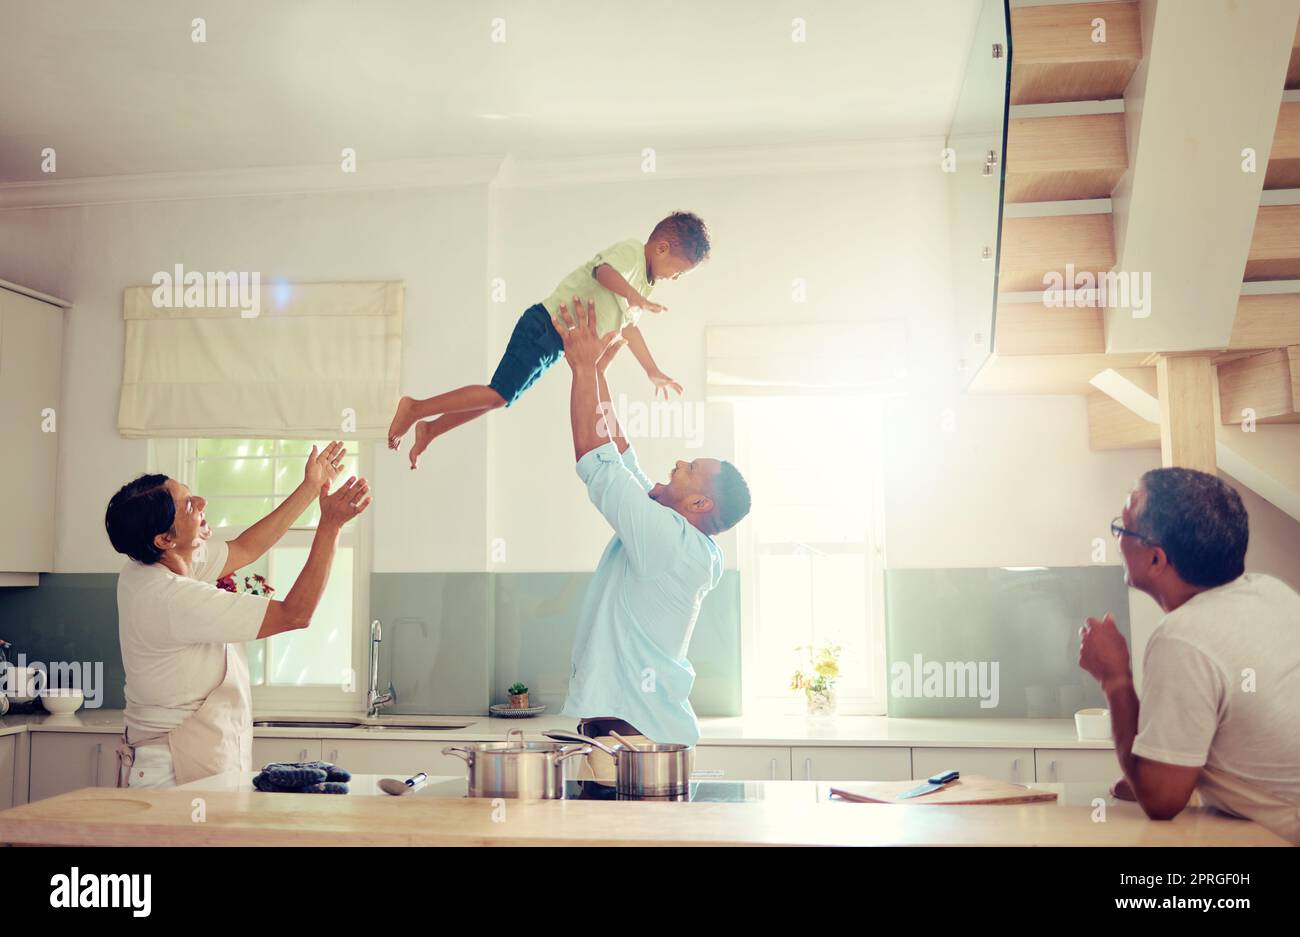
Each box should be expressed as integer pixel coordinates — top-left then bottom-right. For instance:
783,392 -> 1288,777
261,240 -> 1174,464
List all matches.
387,211 -> 710,468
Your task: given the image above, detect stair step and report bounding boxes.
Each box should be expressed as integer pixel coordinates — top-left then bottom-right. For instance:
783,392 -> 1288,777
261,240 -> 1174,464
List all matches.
1266,101 -> 1300,189
1005,113 -> 1128,202
998,213 -> 1115,293
1217,348 -> 1300,425
1246,205 -> 1300,281
1010,1 -> 1142,105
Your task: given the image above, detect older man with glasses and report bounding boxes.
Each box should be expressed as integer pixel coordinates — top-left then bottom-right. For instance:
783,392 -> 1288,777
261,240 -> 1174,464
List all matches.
1078,467 -> 1300,843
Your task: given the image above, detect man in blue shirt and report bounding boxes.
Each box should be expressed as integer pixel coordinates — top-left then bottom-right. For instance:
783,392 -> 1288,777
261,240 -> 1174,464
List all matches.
550,297 -> 751,779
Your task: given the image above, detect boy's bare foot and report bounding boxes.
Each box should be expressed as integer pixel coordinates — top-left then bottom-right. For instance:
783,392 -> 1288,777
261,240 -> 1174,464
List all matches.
408,420 -> 437,470
387,396 -> 418,450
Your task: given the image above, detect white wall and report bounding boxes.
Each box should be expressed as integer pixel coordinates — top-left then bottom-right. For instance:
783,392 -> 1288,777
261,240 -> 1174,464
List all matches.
0,186 -> 491,573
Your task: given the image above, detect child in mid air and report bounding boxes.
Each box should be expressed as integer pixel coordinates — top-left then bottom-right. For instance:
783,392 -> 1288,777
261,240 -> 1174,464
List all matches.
387,211 -> 710,468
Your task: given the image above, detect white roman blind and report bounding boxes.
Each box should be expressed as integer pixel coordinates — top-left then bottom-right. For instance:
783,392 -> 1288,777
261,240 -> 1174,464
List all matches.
118,280 -> 403,438
705,322 -> 907,395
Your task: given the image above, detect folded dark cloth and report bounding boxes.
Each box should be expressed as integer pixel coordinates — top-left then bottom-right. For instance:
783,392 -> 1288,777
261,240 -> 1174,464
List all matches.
254,760 -> 351,793
253,775 -> 349,794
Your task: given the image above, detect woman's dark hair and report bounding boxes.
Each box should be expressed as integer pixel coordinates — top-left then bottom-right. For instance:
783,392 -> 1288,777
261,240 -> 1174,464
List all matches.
1136,468 -> 1249,588
105,474 -> 176,565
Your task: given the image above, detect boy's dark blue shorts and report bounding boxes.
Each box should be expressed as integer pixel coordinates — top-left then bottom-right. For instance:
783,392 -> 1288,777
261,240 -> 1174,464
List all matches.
489,303 -> 564,407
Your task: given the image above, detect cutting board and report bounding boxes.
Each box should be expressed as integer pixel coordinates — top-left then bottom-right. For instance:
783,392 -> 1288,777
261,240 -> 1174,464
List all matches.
830,775 -> 1058,805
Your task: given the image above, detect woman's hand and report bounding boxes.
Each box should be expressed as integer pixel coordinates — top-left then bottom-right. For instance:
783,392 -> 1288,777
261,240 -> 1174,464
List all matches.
318,476 -> 371,530
303,441 -> 347,490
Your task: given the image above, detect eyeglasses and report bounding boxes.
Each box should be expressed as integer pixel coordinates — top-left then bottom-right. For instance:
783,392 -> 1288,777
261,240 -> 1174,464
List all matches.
1110,516 -> 1158,546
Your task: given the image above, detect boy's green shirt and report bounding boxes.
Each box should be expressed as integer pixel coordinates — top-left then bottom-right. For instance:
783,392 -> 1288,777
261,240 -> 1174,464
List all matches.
541,238 -> 652,336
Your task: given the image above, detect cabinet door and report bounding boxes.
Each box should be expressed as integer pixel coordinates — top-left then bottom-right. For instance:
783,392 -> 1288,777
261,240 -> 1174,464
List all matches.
0,287 -> 63,572
29,732 -> 118,801
0,735 -> 15,809
251,737 -> 322,767
791,746 -> 912,781
1035,749 -> 1121,783
911,747 -> 1034,783
693,746 -> 791,781
322,738 -> 477,780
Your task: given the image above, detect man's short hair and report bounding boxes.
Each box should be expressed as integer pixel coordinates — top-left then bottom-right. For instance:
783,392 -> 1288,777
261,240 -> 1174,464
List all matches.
708,461 -> 751,535
1135,467 -> 1248,588
105,474 -> 175,565
650,211 -> 711,265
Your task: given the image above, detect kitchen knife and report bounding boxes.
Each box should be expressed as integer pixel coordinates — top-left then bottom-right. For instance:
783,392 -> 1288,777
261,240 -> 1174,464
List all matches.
895,769 -> 960,800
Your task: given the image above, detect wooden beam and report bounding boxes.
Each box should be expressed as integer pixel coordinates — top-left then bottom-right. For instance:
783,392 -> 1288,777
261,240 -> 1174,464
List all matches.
1010,1 -> 1143,105
1218,348 -> 1300,424
1156,355 -> 1218,471
998,213 -> 1115,293
1245,205 -> 1300,281
994,302 -> 1105,355
1265,101 -> 1300,189
1228,292 -> 1300,349
1087,391 -> 1160,449
1005,113 -> 1128,202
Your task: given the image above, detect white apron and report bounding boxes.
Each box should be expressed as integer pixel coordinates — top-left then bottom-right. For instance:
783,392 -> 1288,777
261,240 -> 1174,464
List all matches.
116,642 -> 253,787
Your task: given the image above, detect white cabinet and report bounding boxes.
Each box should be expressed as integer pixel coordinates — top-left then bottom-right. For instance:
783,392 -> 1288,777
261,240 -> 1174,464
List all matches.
28,732 -> 118,801
0,284 -> 65,578
0,735 -> 15,809
693,745 -> 791,780
1035,749 -> 1120,783
252,737 -> 322,766
912,746 -> 1035,783
791,746 -> 912,781
323,737 -> 479,779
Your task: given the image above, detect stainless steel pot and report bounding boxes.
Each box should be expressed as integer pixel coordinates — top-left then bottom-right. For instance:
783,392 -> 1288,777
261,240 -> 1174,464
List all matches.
543,730 -> 694,798
443,729 -> 590,799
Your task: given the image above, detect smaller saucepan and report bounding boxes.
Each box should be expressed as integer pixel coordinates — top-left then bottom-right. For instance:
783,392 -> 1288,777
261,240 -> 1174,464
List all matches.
543,730 -> 694,798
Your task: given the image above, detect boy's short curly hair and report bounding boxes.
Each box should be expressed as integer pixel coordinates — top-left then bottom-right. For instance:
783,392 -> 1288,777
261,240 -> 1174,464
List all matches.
650,212 -> 711,265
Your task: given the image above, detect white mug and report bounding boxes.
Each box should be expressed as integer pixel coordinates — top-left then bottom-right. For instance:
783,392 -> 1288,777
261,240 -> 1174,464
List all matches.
1075,707 -> 1112,740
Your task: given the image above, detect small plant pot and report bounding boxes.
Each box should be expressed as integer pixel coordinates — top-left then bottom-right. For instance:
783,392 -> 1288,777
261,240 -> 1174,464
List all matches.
508,693 -> 530,710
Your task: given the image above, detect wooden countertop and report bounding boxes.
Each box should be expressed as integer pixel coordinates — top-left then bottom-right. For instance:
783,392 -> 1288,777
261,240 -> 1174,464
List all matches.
0,785 -> 1286,846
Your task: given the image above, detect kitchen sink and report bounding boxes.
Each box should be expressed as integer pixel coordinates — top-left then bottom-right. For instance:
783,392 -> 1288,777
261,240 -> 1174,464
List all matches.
253,718 -> 475,730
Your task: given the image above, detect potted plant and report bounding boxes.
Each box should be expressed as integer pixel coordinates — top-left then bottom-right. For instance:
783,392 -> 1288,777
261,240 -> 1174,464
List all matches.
507,682 -> 530,709
790,644 -> 841,718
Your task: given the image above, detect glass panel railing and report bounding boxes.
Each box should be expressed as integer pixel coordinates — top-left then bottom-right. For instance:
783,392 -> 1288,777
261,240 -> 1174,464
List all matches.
948,0 -> 1012,387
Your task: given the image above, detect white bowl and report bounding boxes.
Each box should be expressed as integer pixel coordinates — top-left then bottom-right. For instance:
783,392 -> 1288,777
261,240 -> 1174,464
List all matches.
39,689 -> 85,714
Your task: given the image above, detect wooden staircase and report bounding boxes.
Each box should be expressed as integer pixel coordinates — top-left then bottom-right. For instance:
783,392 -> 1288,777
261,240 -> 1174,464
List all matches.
967,0 -> 1300,521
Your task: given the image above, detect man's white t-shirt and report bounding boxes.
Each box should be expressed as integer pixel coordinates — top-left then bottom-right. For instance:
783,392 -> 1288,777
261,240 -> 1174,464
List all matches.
118,539 -> 269,741
1134,573 -> 1300,839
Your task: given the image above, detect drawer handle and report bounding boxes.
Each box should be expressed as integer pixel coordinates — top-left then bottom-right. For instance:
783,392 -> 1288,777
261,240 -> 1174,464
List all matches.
328,749 -> 338,763
299,748 -> 308,762
1049,759 -> 1057,781
804,757 -> 812,781
769,758 -> 777,780
94,743 -> 102,786
1011,758 -> 1020,782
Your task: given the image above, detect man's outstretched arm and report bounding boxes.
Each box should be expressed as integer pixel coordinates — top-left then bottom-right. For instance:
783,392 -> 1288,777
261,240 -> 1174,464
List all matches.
553,296 -> 621,462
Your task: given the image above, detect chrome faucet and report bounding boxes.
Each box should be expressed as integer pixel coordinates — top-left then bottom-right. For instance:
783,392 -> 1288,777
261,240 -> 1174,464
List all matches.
367,620 -> 396,718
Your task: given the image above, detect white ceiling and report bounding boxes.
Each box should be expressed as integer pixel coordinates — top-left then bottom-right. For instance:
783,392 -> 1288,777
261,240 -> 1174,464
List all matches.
0,0 -> 982,183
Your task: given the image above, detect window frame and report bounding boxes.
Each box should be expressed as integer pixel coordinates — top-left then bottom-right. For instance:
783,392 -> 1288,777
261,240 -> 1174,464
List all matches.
150,438 -> 371,716
730,395 -> 888,716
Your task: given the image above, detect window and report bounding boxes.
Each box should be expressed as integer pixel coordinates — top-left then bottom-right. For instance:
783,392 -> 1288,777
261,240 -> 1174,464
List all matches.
151,438 -> 370,713
732,396 -> 887,715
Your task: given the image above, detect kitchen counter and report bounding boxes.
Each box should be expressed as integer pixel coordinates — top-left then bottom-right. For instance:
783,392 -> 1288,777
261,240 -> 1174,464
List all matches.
0,782 -> 1284,846
0,709 -> 1116,749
